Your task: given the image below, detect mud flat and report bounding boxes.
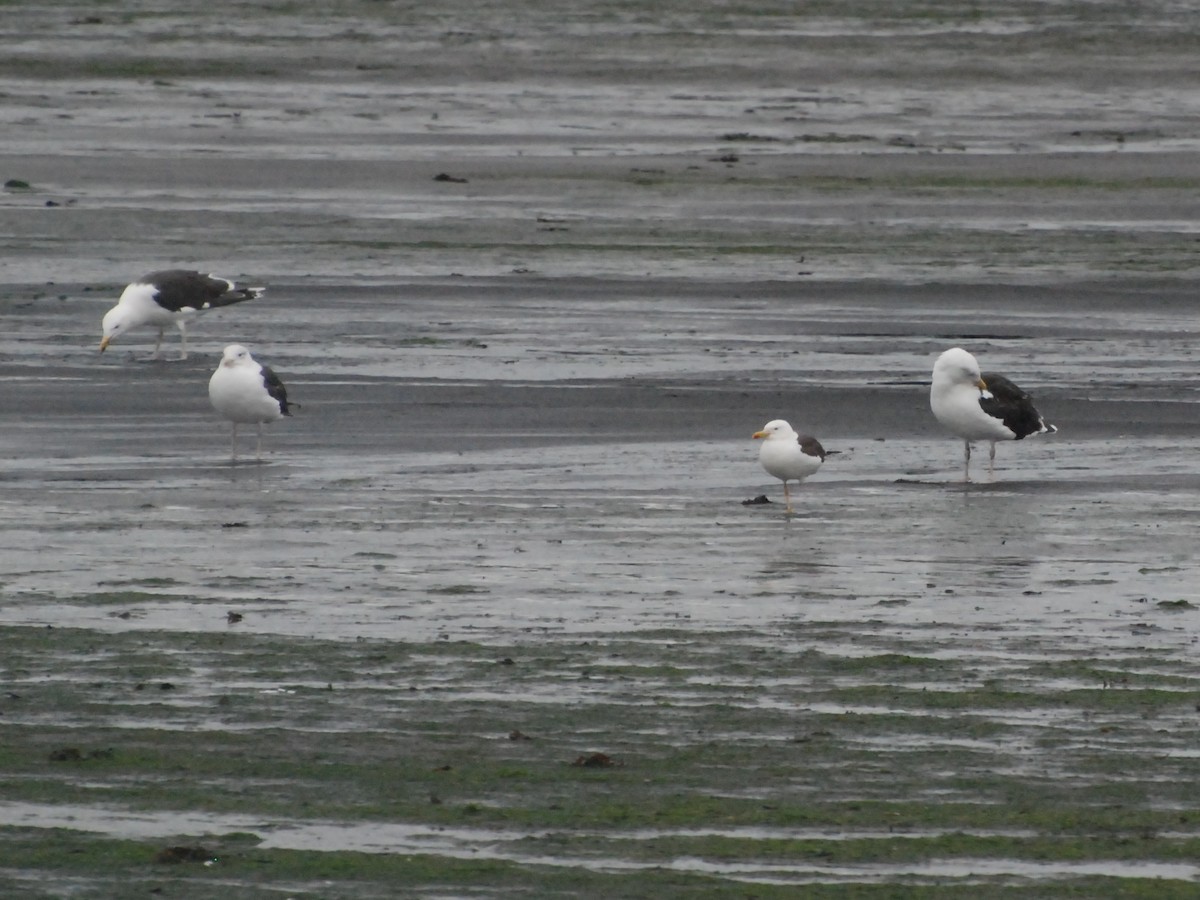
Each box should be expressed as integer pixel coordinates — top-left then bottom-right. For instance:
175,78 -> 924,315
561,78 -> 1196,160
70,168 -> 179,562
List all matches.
2,2 -> 1199,897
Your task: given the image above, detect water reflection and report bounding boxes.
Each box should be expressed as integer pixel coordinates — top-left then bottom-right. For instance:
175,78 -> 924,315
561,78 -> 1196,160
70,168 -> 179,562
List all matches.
918,485 -> 1046,596
746,481 -> 1053,621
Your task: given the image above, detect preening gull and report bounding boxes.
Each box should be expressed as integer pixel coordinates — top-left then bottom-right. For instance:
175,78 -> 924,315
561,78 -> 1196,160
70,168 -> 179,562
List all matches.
930,347 -> 1056,482
100,269 -> 264,360
752,419 -> 826,513
208,344 -> 291,462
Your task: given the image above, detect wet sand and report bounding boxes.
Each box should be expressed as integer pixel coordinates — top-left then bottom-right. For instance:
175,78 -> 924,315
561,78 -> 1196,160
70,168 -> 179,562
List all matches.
2,2 -> 1200,897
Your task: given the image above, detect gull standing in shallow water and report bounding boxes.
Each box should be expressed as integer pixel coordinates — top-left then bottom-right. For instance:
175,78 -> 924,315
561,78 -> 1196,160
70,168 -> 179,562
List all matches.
752,419 -> 826,513
930,347 -> 1056,482
208,344 -> 291,462
100,269 -> 264,360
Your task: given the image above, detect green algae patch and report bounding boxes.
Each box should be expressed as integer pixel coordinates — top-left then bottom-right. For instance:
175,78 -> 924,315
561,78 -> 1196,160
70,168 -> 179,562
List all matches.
72,590 -> 179,605
0,826 -> 1180,900
1156,599 -> 1196,611
2,825 -> 1199,899
1,617 -> 1198,895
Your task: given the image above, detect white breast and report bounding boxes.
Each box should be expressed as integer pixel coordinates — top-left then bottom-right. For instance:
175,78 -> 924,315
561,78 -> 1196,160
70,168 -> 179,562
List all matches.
209,365 -> 282,424
930,382 -> 1015,441
759,440 -> 822,482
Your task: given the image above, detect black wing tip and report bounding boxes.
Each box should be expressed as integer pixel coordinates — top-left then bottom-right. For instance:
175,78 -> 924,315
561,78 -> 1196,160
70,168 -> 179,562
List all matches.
210,285 -> 264,308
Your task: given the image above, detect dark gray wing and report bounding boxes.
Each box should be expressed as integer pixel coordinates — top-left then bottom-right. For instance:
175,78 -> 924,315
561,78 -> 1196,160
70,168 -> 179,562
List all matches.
261,365 -> 291,416
797,435 -> 826,460
143,269 -> 261,312
980,373 -> 1053,439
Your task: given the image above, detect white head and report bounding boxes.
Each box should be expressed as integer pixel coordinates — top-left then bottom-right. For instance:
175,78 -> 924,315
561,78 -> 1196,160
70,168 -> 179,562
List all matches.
220,344 -> 254,367
99,307 -> 128,350
932,347 -> 987,390
752,419 -> 796,441
99,282 -> 158,351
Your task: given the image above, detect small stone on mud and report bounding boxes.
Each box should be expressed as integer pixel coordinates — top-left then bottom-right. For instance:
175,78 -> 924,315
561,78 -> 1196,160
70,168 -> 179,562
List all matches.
433,172 -> 468,183
571,752 -> 620,768
49,747 -> 112,762
742,494 -> 771,506
509,729 -> 532,741
226,611 -> 244,623
155,845 -> 214,864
